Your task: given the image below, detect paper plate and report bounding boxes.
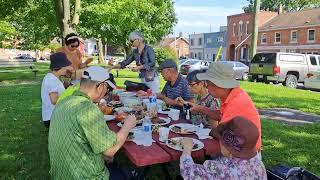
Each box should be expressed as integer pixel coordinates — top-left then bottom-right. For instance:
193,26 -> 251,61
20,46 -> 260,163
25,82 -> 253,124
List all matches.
166,137 -> 204,152
169,123 -> 197,135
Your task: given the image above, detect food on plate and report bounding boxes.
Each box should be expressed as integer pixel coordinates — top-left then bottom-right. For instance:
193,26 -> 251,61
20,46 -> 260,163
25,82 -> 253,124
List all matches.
168,138 -> 199,150
134,110 -> 145,120
132,105 -> 145,112
151,117 -> 167,124
115,113 -> 128,121
152,125 -> 160,133
171,125 -> 195,134
136,90 -> 148,97
171,126 -> 182,133
99,105 -> 113,115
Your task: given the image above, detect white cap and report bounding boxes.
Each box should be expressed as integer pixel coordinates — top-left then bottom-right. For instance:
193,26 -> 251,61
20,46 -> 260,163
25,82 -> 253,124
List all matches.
82,66 -> 116,89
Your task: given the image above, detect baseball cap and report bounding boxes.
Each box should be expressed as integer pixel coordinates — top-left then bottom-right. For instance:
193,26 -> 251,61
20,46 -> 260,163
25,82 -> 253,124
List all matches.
159,59 -> 177,70
82,66 -> 116,89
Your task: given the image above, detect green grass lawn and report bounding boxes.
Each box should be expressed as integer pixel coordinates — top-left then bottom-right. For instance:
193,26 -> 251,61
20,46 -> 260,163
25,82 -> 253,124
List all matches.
0,63 -> 319,179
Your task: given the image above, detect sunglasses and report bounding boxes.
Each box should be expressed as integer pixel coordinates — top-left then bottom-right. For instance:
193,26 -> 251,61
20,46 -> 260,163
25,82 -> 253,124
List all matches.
70,44 -> 79,48
130,39 -> 137,44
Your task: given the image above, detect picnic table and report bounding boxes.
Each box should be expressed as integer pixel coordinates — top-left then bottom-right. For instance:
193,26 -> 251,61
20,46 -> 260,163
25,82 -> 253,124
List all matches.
107,114 -> 221,177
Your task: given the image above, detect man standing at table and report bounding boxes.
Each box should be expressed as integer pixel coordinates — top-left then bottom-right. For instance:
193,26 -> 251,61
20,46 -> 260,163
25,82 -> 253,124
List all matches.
194,62 -> 262,153
48,66 -> 137,180
156,59 -> 194,111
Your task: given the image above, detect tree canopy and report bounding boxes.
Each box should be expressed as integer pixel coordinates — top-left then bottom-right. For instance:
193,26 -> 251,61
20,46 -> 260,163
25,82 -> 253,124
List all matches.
243,0 -> 320,12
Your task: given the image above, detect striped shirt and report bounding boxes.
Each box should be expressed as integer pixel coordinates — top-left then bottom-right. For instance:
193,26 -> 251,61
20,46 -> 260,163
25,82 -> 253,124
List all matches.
48,90 -> 117,180
162,74 -> 194,110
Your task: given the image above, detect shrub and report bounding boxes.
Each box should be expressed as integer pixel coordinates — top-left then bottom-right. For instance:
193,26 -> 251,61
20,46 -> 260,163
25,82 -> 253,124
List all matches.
154,46 -> 178,66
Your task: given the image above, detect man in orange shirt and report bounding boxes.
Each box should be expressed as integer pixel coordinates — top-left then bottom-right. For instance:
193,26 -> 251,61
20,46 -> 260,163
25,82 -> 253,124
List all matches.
194,62 -> 262,151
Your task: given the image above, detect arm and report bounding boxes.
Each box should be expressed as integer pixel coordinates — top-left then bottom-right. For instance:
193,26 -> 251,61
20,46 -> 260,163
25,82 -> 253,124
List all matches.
119,53 -> 135,69
49,92 -> 59,105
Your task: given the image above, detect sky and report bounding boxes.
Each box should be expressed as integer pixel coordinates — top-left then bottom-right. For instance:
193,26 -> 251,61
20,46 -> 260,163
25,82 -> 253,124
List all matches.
173,0 -> 249,37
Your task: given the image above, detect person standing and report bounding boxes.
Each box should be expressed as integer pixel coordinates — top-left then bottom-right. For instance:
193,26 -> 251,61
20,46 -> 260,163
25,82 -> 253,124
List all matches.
110,31 -> 160,93
41,52 -> 73,128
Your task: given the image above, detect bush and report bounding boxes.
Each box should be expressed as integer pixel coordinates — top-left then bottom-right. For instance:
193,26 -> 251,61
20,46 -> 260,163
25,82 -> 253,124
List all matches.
154,46 -> 178,67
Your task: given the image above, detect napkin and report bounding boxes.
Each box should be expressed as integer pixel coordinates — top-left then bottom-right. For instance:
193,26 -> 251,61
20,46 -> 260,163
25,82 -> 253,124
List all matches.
195,127 -> 212,140
130,129 -> 155,146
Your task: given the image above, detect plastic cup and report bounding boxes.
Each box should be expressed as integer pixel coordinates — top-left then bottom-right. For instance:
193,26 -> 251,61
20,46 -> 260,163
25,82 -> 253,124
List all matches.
159,127 -> 170,142
169,109 -> 180,121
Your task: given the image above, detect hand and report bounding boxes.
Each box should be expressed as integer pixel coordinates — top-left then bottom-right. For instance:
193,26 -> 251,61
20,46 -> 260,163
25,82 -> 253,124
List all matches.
130,67 -> 139,72
175,97 -> 185,106
79,63 -> 87,69
181,138 -> 193,153
122,114 -> 137,130
189,102 -> 202,113
156,93 -> 165,100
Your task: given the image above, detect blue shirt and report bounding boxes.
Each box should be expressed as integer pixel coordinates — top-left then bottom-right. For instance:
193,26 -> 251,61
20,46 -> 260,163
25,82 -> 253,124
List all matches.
119,44 -> 157,79
162,74 -> 194,110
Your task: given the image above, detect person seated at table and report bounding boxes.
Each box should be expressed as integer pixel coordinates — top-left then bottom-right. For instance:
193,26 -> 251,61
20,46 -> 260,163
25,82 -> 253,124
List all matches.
179,116 -> 267,180
41,52 -> 73,128
176,70 -> 220,128
191,62 -> 262,152
48,66 -> 137,180
156,59 -> 194,111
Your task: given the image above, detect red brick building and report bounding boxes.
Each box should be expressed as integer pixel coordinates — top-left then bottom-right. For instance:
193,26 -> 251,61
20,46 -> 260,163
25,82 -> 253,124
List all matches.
258,8 -> 320,54
159,33 -> 189,58
227,11 -> 278,61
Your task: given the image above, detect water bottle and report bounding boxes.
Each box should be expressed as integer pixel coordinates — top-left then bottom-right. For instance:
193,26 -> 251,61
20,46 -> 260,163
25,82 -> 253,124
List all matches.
147,89 -> 158,117
142,116 -> 153,146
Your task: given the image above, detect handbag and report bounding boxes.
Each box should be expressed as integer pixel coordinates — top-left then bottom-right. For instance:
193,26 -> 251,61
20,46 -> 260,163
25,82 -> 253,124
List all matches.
145,69 -> 156,82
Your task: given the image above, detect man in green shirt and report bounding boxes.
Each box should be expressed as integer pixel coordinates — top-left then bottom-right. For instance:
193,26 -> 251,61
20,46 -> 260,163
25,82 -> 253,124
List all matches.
48,66 -> 137,180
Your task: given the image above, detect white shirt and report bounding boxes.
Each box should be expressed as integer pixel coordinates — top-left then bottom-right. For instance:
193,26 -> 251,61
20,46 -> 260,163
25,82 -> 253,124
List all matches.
41,73 -> 65,121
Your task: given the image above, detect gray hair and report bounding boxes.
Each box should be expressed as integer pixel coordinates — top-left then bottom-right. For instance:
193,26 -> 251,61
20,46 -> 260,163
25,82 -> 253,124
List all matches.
128,31 -> 144,41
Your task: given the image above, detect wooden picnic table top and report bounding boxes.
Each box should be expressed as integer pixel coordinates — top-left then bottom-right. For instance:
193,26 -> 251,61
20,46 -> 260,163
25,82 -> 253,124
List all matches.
107,115 -> 221,167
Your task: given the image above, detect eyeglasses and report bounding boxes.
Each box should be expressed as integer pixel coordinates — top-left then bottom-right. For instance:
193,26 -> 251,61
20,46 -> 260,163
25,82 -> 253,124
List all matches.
130,39 -> 137,44
188,82 -> 199,87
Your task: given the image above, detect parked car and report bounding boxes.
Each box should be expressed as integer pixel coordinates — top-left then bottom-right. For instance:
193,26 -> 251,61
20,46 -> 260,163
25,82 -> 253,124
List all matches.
304,55 -> 320,90
15,54 -> 36,61
249,52 -> 320,88
180,59 -> 210,75
220,61 -> 249,80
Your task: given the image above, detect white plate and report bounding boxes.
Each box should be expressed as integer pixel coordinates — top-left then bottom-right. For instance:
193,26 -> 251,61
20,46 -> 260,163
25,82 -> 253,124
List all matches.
119,92 -> 136,97
169,123 -> 197,135
151,117 -> 171,126
166,137 -> 204,152
104,115 -> 116,121
158,108 -> 172,114
114,107 -> 133,113
117,120 -> 143,128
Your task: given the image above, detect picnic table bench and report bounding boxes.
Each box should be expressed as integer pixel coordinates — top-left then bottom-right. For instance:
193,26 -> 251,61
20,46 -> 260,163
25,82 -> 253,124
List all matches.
0,59 -> 38,78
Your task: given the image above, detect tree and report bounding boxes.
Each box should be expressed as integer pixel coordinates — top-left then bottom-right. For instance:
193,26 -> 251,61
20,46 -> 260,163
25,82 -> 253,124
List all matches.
78,0 -> 177,56
250,0 -> 260,60
0,21 -> 17,48
243,0 -> 320,12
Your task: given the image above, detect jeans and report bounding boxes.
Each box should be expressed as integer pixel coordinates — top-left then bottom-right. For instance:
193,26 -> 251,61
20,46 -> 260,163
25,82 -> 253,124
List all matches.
141,76 -> 160,93
107,164 -> 130,180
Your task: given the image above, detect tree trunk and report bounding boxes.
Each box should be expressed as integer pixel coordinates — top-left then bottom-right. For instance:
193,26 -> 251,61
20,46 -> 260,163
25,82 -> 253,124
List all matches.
54,0 -> 64,44
62,0 -> 72,40
97,38 -> 104,64
250,0 -> 260,60
71,0 -> 81,28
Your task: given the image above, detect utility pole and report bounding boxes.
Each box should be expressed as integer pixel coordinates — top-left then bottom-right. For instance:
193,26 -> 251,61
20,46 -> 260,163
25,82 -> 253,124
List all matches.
250,0 -> 260,60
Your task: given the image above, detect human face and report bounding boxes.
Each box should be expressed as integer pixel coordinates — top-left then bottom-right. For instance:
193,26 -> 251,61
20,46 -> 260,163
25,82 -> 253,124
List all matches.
188,81 -> 203,95
58,66 -> 74,77
130,39 -> 139,48
67,41 -> 79,51
160,68 -> 171,81
205,81 -> 223,98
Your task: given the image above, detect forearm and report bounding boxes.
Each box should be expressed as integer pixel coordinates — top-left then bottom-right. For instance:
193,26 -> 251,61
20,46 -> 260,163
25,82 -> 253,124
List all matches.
164,96 -> 179,106
198,107 -> 221,121
103,127 -> 129,157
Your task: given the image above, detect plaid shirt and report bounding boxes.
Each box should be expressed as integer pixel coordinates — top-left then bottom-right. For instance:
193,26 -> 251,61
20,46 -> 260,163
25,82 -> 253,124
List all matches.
48,90 -> 117,180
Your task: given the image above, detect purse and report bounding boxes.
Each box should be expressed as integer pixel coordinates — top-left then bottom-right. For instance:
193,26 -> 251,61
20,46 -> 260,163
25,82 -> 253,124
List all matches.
145,69 -> 156,82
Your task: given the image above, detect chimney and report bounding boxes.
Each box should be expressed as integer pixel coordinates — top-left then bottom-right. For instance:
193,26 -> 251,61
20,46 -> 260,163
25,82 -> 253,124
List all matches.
179,32 -> 183,37
278,4 -> 283,14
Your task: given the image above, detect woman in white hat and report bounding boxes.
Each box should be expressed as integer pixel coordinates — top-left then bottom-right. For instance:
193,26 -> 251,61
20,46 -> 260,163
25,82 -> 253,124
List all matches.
109,31 -> 160,93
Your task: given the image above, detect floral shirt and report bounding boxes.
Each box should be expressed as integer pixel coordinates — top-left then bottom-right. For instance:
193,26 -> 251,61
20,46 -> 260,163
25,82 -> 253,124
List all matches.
189,94 -> 220,127
180,154 -> 267,180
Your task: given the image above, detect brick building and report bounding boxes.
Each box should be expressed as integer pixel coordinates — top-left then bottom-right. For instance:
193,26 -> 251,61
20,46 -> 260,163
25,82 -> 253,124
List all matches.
226,11 -> 278,61
258,8 -> 320,54
158,33 -> 189,58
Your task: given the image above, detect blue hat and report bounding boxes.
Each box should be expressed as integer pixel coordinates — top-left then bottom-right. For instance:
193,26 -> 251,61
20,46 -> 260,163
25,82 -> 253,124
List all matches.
50,52 -> 71,70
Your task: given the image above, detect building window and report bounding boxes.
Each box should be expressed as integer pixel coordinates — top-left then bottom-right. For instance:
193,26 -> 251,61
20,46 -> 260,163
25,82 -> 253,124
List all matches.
194,53 -> 197,58
207,54 -> 209,59
275,32 -> 281,44
239,21 -> 243,35
291,31 -> 297,42
261,33 -> 267,44
233,23 -> 236,36
199,38 -> 202,46
217,37 -> 224,42
190,52 -> 194,58
190,39 -> 194,46
246,21 -> 249,35
206,38 -> 212,44
198,52 -> 202,60
308,29 -> 316,42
